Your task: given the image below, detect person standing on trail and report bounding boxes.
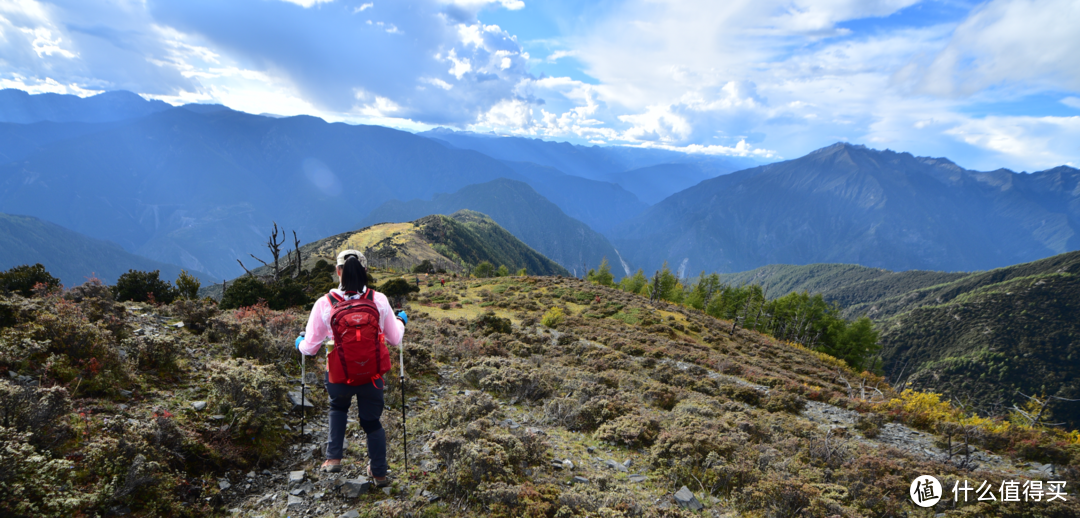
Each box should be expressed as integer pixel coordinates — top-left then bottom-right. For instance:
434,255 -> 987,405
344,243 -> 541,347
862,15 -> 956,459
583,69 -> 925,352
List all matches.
295,250 -> 406,486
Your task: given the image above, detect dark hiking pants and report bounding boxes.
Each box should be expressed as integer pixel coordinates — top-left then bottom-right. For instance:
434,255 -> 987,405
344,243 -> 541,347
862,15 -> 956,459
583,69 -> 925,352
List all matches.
325,374 -> 387,477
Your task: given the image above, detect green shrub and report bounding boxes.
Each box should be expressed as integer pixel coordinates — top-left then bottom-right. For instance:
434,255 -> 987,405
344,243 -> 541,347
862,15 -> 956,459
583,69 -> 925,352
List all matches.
413,260 -> 434,273
16,298 -> 129,396
595,414 -> 661,448
463,358 -> 558,401
206,358 -> 289,458
0,426 -> 93,517
763,392 -> 807,413
0,380 -> 72,451
64,278 -> 120,319
175,270 -> 200,300
471,312 -> 512,336
379,277 -> 419,308
220,276 -> 309,310
541,307 -> 564,328
473,261 -> 496,278
113,269 -> 177,304
170,298 -> 219,334
0,263 -> 61,297
426,391 -> 500,429
126,334 -> 182,375
855,413 -> 884,438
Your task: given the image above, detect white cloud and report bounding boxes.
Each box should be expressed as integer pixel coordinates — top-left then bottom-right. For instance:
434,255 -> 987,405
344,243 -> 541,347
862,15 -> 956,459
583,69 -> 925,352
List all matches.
545,49 -> 576,63
944,115 -> 1080,170
278,0 -> 335,8
441,0 -> 524,11
915,0 -> 1080,96
1,0 -> 1076,170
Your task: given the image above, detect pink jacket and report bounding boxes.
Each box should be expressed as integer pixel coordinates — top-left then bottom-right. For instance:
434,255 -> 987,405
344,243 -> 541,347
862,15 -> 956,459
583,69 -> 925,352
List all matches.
298,287 -> 404,356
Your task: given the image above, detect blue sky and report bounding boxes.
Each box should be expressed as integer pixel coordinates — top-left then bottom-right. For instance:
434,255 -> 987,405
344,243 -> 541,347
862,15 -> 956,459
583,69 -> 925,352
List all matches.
0,0 -> 1077,171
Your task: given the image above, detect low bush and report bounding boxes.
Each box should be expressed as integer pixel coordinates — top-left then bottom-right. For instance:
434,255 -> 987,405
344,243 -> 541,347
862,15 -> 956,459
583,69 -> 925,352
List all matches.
0,379 -> 72,451
428,418 -> 549,499
126,334 -> 182,376
595,413 -> 661,448
463,358 -> 559,401
763,392 -> 807,413
0,426 -> 93,517
170,298 -> 219,334
15,298 -> 129,396
426,391 -> 501,430
471,312 -> 512,336
206,358 -> 289,458
541,307 -> 564,328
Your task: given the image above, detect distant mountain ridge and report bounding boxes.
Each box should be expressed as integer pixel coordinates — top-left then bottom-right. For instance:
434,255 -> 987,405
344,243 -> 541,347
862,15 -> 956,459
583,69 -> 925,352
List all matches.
0,105 -> 534,279
420,127 -> 760,204
612,142 -> 1080,274
0,89 -> 172,123
361,179 -> 625,278
499,161 -> 647,234
0,212 -> 201,285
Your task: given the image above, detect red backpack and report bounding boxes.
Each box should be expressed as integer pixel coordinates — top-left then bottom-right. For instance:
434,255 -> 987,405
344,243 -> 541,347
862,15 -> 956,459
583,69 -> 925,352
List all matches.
326,290 -> 391,386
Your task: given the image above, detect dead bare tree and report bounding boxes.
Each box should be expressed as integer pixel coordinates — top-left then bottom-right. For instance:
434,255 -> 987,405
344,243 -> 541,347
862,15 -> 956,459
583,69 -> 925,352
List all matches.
1012,392 -> 1080,428
293,230 -> 302,277
265,222 -> 286,281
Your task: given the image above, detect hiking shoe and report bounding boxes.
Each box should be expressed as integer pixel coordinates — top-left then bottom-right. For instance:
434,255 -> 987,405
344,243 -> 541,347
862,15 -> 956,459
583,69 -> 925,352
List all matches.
320,460 -> 342,473
368,465 -> 392,487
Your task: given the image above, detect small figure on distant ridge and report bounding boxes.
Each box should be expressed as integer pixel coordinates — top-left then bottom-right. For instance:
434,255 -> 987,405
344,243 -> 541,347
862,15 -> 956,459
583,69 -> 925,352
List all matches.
295,250 -> 407,486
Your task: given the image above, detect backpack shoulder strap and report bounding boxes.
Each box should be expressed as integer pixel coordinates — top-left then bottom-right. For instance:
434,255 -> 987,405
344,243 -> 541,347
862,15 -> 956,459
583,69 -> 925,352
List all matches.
327,292 -> 345,308
364,288 -> 375,301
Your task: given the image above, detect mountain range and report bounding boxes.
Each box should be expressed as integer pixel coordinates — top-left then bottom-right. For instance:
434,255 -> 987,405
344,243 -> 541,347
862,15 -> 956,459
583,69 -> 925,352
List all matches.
420,127 -> 757,205
0,89 -> 172,124
611,142 -> 1080,275
2,89 -> 1079,288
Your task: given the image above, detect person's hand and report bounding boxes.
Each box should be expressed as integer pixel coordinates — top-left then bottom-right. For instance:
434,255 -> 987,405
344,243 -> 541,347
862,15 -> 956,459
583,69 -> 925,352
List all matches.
396,310 -> 408,325
295,335 -> 304,351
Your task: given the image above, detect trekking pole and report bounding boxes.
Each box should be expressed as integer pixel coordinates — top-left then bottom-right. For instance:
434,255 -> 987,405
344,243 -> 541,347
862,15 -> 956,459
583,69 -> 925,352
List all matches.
299,331 -> 306,438
399,322 -> 407,480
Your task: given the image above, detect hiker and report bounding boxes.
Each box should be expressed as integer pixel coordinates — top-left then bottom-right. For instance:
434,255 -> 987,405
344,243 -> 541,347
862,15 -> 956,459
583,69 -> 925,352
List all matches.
295,250 -> 406,486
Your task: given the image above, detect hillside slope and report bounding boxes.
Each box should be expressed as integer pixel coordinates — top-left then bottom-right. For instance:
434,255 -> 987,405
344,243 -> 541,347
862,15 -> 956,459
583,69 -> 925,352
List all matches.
268,209 -> 566,277
875,252 -> 1080,427
718,252 -> 1080,430
4,269 -> 1077,517
611,142 -> 1080,274
361,179 -> 624,277
0,212 -> 202,285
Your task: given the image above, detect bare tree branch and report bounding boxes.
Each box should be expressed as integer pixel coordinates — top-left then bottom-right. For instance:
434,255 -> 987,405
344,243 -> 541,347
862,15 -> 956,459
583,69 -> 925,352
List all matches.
236,259 -> 254,277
